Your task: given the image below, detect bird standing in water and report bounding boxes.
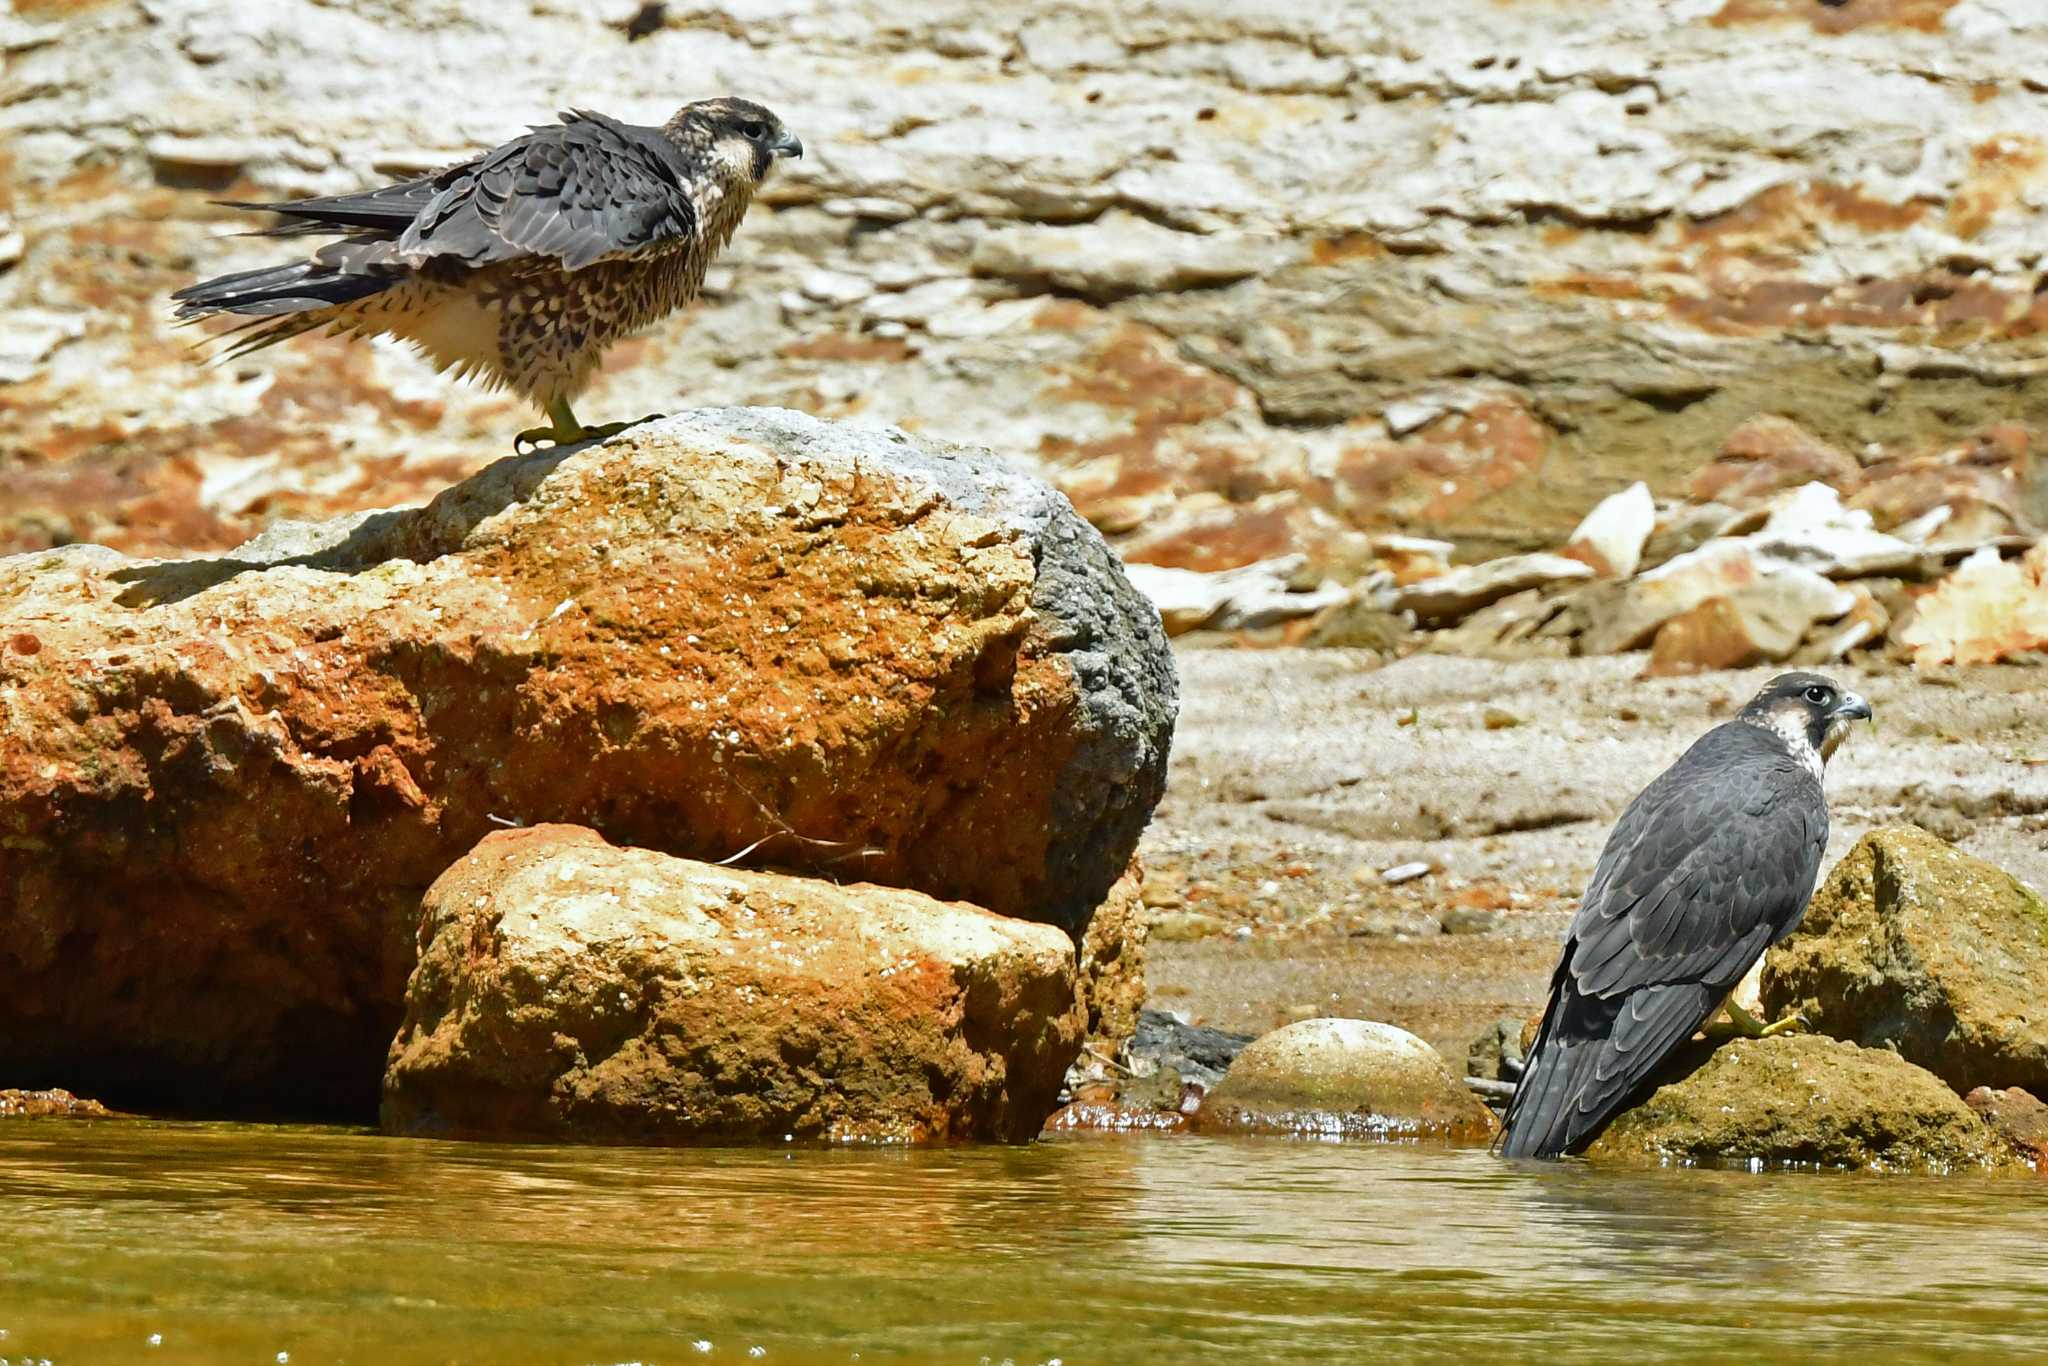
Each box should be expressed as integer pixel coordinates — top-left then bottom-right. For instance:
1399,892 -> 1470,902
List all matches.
174,97 -> 801,451
1498,672 -> 1873,1159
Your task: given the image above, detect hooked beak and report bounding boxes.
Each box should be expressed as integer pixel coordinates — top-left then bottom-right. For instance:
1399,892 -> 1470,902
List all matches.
771,132 -> 803,160
1832,691 -> 1873,723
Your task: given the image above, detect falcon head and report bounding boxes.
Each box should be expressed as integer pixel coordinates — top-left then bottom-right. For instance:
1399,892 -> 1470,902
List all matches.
672,97 -> 802,184
1739,671 -> 1873,765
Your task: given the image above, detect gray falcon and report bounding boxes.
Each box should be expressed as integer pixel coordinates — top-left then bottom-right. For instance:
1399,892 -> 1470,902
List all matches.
1498,671 -> 1872,1159
173,97 -> 801,451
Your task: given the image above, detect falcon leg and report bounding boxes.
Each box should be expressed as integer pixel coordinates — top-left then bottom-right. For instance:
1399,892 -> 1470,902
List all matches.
1724,999 -> 1806,1039
514,399 -> 662,453
515,398 -> 585,453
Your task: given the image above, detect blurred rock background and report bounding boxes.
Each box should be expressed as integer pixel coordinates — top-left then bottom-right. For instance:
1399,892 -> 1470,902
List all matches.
6,0 -> 2048,576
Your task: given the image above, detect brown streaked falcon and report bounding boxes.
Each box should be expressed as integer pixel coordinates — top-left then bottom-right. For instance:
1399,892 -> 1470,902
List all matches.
174,97 -> 801,451
1498,672 -> 1872,1160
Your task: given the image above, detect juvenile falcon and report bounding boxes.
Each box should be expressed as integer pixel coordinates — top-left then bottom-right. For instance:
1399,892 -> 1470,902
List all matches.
1498,672 -> 1872,1160
174,97 -> 801,451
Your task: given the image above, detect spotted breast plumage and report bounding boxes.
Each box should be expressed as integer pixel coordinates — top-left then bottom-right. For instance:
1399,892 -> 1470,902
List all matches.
173,97 -> 801,450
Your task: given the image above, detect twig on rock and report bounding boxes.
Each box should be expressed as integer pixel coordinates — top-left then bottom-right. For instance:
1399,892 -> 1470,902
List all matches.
715,768 -> 885,870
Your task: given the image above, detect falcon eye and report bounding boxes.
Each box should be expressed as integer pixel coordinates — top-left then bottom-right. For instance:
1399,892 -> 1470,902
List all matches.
1804,685 -> 1832,705
740,121 -> 767,140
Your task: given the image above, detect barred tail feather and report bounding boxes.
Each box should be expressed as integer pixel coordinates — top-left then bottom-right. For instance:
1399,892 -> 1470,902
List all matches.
172,261 -> 390,320
173,260 -> 398,362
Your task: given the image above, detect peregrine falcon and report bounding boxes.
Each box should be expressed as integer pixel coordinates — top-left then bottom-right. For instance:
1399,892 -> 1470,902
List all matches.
1498,672 -> 1872,1159
173,97 -> 801,451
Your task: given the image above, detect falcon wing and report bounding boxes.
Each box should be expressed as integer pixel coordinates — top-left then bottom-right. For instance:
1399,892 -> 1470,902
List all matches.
394,110 -> 701,272
1499,723 -> 1827,1157
215,176 -> 446,238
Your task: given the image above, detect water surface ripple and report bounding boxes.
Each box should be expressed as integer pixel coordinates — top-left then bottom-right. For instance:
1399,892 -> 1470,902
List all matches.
2,1122 -> 2043,1362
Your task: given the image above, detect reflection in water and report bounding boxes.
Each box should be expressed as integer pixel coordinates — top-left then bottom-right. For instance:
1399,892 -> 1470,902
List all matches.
1,1122 -> 2045,1363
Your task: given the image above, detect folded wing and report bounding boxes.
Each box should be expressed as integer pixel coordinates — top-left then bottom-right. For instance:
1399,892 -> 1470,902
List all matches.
1499,724 -> 1826,1158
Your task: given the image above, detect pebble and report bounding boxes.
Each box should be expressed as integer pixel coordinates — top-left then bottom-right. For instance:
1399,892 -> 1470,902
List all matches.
1147,910 -> 1228,942
1440,908 -> 1504,935
1381,861 -> 1433,884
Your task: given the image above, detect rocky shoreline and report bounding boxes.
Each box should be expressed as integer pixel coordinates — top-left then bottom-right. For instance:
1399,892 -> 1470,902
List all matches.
5,401 -> 2041,1170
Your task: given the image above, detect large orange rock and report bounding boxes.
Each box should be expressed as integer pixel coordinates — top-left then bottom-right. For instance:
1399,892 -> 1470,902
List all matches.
383,826 -> 1083,1144
0,408 -> 1176,1115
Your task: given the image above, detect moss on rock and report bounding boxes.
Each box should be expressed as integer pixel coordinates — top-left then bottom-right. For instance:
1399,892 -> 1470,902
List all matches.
1761,826 -> 2048,1096
1588,1034 -> 2018,1173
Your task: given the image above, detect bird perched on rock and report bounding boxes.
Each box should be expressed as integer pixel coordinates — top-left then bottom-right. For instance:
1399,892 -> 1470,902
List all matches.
174,97 -> 801,451
1498,672 -> 1872,1160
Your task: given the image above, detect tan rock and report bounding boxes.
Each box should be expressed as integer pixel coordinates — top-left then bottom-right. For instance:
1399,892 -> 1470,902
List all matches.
1123,555 -> 1346,636
0,1088 -> 115,1119
1643,590 -> 1817,677
383,826 -> 1083,1144
1147,910 -> 1230,943
1587,1035 -> 2018,1173
1896,542 -> 2048,667
970,211 -> 1296,300
1078,857 -> 1148,1047
1795,582 -> 1891,663
0,409 -> 1175,1114
1746,483 -> 1929,579
1369,536 -> 1456,586
1637,503 -> 1746,575
1688,417 -> 1861,508
1966,1087 -> 2048,1167
1304,596 -> 1417,653
1966,1089 -> 2048,1163
1560,481 -> 1654,578
1392,553 -> 1594,626
1852,426 -> 2046,545
1465,1017 -> 1529,1085
1423,587 -> 1571,659
1761,827 -> 2048,1098
1195,1018 -> 1497,1143
1584,540 -> 1761,653
1583,540 -> 1853,655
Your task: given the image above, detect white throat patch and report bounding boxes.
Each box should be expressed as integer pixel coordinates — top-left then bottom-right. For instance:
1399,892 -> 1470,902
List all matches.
1745,704 -> 1824,782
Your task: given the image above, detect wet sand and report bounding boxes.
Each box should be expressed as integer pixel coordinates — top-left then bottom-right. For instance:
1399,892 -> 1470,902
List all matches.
1142,648 -> 2048,1061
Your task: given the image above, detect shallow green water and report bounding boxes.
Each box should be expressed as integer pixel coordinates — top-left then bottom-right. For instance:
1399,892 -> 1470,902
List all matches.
2,1121 -> 2044,1364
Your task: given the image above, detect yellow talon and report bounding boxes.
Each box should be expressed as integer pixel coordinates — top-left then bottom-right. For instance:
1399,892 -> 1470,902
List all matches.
1724,999 -> 1806,1039
514,399 -> 659,453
